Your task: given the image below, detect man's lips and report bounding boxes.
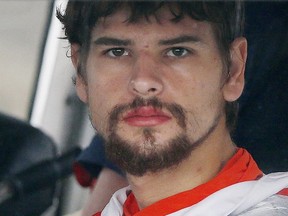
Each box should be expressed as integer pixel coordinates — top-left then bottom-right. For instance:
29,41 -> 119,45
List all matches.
122,106 -> 171,127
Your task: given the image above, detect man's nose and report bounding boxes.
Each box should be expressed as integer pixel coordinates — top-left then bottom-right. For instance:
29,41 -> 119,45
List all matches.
128,55 -> 164,98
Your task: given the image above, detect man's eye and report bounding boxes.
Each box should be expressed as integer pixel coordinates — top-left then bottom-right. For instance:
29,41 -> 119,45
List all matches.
106,48 -> 129,57
166,48 -> 189,57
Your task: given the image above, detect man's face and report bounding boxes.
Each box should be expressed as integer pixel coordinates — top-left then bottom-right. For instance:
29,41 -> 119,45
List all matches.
74,7 -> 246,175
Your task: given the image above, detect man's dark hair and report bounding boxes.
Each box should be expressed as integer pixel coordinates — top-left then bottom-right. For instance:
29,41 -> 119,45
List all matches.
57,0 -> 244,132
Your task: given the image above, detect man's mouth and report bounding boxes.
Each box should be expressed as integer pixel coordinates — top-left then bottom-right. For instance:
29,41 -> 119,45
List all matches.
122,106 -> 171,127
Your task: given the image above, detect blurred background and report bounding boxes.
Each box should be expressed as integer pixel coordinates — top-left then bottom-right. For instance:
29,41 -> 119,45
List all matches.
0,0 -> 94,215
0,1 -> 50,120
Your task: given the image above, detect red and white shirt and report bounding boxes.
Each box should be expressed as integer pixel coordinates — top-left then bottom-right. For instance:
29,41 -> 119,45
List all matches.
94,148 -> 288,216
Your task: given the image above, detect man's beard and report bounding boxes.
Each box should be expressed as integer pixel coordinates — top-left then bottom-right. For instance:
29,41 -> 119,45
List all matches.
103,97 -> 220,176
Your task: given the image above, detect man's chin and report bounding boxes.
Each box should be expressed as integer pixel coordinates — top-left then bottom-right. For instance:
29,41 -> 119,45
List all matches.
115,126 -> 182,147
106,131 -> 195,176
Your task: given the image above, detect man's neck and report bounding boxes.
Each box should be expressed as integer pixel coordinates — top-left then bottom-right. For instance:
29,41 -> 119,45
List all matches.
126,129 -> 237,209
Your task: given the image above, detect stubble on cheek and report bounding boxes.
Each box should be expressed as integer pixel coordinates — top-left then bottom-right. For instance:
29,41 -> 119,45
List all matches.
108,105 -> 127,133
87,99 -> 114,138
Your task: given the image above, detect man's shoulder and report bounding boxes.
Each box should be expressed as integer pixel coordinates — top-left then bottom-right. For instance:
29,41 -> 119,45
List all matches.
238,194 -> 288,215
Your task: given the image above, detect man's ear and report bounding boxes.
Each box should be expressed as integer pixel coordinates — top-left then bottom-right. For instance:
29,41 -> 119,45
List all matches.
222,37 -> 247,102
71,44 -> 80,68
71,44 -> 88,103
75,75 -> 88,103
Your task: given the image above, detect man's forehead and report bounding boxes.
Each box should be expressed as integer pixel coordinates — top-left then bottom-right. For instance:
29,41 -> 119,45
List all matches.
92,7 -> 210,40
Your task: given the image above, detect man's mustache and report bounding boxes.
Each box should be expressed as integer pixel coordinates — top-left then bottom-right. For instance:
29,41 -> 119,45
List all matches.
108,97 -> 186,131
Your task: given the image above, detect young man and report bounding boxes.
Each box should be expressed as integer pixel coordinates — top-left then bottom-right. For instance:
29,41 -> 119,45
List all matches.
58,1 -> 288,215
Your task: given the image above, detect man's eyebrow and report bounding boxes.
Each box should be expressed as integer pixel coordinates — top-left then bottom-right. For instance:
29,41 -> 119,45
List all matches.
93,37 -> 132,46
159,35 -> 202,45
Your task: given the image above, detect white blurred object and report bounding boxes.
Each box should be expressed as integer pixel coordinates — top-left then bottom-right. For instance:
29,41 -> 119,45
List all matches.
64,210 -> 82,216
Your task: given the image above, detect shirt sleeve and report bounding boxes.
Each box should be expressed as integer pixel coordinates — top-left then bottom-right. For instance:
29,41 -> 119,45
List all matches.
73,135 -> 124,187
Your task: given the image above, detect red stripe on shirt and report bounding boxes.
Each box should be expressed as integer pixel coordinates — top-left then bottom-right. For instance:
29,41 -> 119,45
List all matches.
277,188 -> 288,196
